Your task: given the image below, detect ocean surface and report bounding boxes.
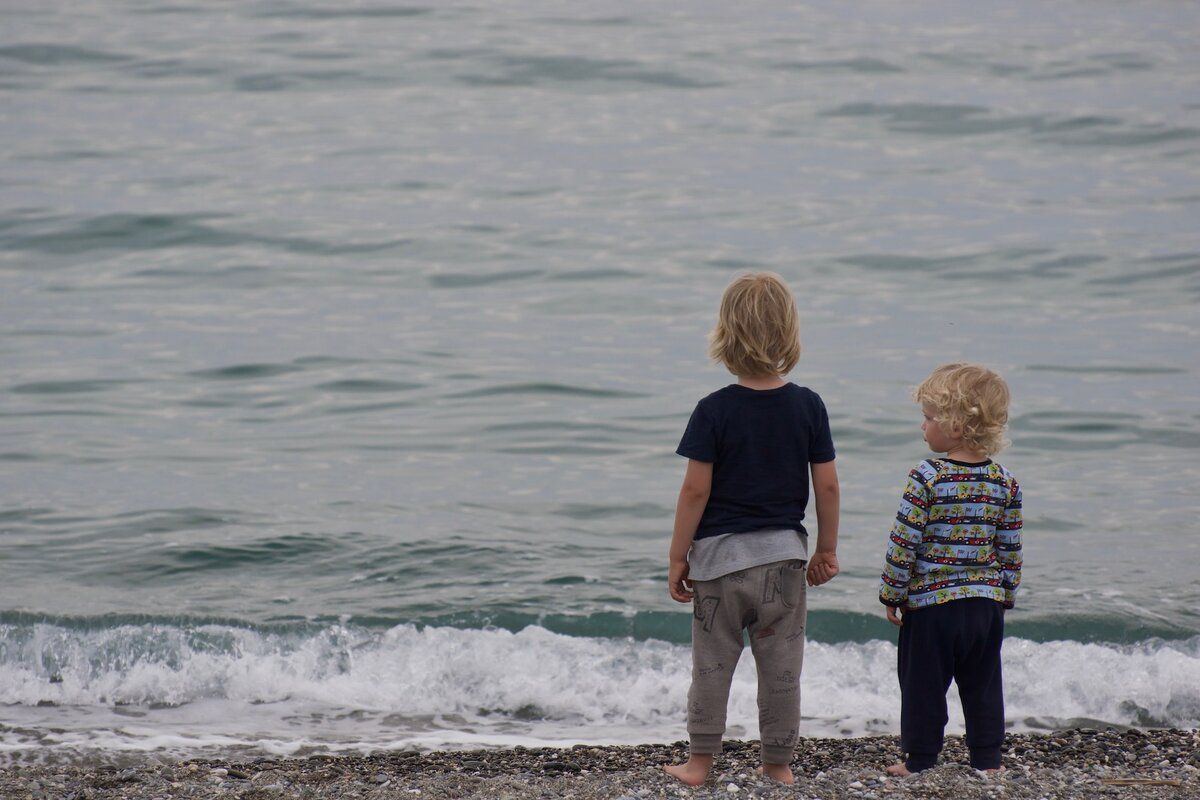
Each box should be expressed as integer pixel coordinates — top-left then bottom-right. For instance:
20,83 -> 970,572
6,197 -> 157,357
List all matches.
2,0 -> 1199,766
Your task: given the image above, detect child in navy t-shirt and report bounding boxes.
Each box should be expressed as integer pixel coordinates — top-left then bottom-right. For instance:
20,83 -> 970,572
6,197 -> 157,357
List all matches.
664,273 -> 841,787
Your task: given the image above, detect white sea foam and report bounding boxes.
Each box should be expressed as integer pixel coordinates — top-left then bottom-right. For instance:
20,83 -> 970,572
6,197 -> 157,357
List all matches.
0,623 -> 1196,763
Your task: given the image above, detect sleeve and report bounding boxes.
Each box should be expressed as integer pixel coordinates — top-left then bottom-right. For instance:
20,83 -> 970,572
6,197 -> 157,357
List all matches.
996,475 -> 1023,608
879,466 -> 931,607
676,401 -> 717,463
809,392 -> 836,464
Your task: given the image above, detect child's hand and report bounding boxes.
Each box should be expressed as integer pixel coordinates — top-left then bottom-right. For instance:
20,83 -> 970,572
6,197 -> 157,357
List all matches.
806,551 -> 839,586
886,606 -> 904,627
668,559 -> 694,603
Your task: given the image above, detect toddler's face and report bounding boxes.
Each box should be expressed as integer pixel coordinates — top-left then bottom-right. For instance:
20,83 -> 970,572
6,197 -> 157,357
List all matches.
920,403 -> 960,454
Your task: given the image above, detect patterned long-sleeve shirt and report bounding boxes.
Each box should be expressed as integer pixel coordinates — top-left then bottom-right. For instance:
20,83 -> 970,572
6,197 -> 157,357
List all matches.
879,458 -> 1023,610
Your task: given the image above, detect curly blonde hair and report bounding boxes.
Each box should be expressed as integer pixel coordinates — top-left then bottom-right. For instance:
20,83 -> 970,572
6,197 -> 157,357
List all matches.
708,273 -> 801,378
915,363 -> 1011,455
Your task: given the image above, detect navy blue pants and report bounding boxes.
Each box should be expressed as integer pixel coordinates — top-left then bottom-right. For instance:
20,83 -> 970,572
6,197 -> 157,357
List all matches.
897,598 -> 1005,771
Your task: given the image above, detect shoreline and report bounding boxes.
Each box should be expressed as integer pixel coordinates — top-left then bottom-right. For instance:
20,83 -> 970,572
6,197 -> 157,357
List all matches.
2,729 -> 1198,799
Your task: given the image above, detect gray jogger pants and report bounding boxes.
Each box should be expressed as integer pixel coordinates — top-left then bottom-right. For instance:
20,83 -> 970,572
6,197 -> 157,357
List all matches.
687,559 -> 808,764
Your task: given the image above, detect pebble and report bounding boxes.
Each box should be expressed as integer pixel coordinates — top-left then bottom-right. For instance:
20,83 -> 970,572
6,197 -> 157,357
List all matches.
0,730 -> 1196,799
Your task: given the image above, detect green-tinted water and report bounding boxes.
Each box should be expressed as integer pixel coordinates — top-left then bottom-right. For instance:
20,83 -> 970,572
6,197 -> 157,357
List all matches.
1,0 -> 1197,761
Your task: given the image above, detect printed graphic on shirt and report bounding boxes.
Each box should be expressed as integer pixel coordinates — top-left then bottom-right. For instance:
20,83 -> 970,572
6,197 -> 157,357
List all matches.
879,459 -> 1023,610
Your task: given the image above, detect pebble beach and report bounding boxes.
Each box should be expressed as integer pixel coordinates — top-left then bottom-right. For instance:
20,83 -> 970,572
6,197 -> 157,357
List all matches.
4,728 -> 1197,800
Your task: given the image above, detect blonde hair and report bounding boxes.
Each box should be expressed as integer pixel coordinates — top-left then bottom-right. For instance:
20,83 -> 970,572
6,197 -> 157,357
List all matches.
708,272 -> 801,378
915,363 -> 1011,455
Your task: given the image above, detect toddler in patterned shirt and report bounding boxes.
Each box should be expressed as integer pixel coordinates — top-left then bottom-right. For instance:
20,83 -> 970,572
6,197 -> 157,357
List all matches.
879,362 -> 1023,776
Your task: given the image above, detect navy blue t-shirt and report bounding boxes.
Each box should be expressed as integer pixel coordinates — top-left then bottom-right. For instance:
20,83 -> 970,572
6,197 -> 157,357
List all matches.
676,383 -> 836,541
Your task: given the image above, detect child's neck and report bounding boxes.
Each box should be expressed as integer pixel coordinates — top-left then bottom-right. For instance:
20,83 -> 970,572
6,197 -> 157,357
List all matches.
737,374 -> 786,391
942,446 -> 988,463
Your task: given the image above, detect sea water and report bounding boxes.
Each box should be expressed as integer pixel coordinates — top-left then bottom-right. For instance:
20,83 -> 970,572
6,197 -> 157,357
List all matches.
1,0 -> 1198,766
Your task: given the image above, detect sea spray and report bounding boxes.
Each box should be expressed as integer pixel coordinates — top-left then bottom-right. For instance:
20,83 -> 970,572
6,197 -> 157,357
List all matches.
1,621 -> 1197,762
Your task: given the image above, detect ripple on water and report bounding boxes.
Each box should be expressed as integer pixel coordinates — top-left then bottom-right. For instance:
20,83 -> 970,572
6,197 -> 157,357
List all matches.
771,57 -> 904,75
427,269 -> 544,289
0,214 -> 411,257
452,54 -> 723,89
1027,364 -> 1187,376
0,44 -> 131,65
1014,410 -> 1200,452
447,383 -> 647,400
251,6 -> 434,20
819,102 -> 1200,148
188,363 -> 308,381
10,379 -> 141,395
314,380 -> 424,393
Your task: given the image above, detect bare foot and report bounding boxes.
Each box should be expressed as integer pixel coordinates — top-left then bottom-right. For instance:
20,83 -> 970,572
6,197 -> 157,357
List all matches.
758,763 -> 795,785
663,754 -> 714,786
979,765 -> 1006,776
886,762 -> 912,777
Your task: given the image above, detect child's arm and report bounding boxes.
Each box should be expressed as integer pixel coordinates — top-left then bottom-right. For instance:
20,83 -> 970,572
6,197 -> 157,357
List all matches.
806,459 -> 840,586
997,477 -> 1023,608
880,468 -> 930,620
667,459 -> 712,603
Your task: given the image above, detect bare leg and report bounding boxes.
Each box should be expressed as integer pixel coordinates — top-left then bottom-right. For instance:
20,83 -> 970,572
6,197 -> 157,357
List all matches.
663,753 -> 714,786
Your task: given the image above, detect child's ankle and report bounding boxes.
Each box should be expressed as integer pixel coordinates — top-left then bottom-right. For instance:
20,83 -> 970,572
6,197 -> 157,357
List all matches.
759,762 -> 795,784
968,746 -> 1002,771
663,753 -> 714,786
905,752 -> 938,772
